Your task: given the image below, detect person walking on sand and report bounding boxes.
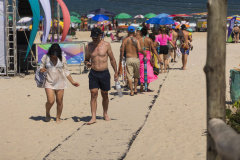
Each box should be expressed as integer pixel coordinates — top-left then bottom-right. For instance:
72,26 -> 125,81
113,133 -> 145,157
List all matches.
177,24 -> 192,70
40,43 -> 80,123
155,26 -> 172,73
120,26 -> 146,96
85,27 -> 118,125
170,26 -> 178,62
233,24 -> 239,43
138,26 -> 161,92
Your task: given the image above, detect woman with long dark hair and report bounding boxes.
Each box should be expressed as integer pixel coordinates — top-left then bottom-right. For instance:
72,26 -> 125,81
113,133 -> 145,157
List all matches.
40,43 -> 80,123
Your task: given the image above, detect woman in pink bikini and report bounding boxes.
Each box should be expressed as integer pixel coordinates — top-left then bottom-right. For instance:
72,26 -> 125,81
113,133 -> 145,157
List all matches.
155,26 -> 172,73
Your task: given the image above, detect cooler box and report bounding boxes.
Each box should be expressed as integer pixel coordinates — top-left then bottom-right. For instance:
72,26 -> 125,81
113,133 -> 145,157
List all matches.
230,69 -> 240,103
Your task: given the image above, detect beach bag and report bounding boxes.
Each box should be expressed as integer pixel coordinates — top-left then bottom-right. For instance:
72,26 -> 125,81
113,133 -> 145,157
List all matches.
153,67 -> 159,75
35,55 -> 47,88
150,52 -> 155,67
176,47 -> 181,58
230,69 -> 240,103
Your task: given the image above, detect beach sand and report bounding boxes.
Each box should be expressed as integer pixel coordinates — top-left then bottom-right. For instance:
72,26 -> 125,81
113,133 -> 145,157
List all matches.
0,31 -> 239,160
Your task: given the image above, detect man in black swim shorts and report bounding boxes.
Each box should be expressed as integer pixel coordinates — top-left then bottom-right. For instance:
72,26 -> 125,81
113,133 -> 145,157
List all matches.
85,27 -> 118,125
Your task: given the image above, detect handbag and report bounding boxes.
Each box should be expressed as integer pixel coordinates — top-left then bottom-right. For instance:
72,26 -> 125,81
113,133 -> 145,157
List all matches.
176,47 -> 181,58
35,55 -> 47,88
153,67 -> 159,75
150,52 -> 155,67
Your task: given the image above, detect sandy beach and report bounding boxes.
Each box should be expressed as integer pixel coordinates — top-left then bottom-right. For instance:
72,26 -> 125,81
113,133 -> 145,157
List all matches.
1,31 -> 239,160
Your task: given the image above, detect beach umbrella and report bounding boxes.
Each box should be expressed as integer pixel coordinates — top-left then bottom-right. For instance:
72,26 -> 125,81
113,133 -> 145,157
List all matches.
70,16 -> 81,23
9,16 -> 12,20
17,17 -> 32,23
190,12 -> 207,16
97,20 -> 110,26
175,24 -> 190,29
87,14 -> 95,18
146,17 -> 174,25
134,15 -> 144,18
154,13 -> 169,18
114,13 -> 132,19
70,12 -> 80,17
144,13 -> 156,19
158,17 -> 175,25
168,14 -> 192,17
92,14 -> 109,21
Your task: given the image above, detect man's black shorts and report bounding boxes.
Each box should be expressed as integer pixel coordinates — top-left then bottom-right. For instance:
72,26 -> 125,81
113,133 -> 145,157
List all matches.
89,69 -> 111,91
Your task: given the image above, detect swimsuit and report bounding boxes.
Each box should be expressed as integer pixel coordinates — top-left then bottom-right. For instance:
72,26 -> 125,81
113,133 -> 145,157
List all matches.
89,69 -> 111,91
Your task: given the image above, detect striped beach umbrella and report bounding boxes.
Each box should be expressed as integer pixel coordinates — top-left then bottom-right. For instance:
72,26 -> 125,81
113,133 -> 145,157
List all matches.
87,14 -> 95,18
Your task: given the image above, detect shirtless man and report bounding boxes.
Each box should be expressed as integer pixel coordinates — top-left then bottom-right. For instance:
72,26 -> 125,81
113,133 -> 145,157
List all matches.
170,26 -> 178,62
178,24 -> 192,70
233,25 -> 239,43
85,27 -> 118,124
120,26 -> 146,96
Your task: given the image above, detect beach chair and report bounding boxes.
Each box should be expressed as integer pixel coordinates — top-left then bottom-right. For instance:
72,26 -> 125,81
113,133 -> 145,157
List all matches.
110,33 -> 121,42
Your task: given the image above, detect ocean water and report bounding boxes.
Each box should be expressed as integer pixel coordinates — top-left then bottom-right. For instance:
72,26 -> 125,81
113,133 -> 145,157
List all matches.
65,0 -> 239,17
11,0 -> 240,22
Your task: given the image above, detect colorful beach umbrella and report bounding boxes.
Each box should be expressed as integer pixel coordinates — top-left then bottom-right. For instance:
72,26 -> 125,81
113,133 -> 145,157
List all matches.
168,14 -> 192,17
92,14 -> 109,21
70,16 -> 81,23
134,15 -> 144,18
175,24 -> 190,29
87,14 -> 95,18
190,12 -> 207,16
17,17 -> 32,23
114,13 -> 132,19
144,13 -> 156,19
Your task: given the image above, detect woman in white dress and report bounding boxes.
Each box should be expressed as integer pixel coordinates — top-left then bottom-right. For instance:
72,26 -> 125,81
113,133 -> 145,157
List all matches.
40,43 -> 80,123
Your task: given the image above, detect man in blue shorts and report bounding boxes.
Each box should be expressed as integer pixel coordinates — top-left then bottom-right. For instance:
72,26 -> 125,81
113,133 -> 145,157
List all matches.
178,24 -> 192,70
85,27 -> 118,124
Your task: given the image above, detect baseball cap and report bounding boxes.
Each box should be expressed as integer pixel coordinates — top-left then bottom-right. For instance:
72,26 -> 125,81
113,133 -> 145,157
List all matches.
128,26 -> 135,32
137,27 -> 142,31
90,27 -> 102,38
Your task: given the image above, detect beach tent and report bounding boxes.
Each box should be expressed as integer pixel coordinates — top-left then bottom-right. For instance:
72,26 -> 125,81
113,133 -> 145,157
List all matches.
86,8 -> 115,16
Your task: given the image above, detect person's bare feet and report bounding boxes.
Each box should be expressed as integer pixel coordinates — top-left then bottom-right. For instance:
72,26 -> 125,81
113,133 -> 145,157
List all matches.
182,67 -> 186,70
86,118 -> 96,125
45,112 -> 51,122
56,118 -> 61,124
103,115 -> 111,121
140,86 -> 144,92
